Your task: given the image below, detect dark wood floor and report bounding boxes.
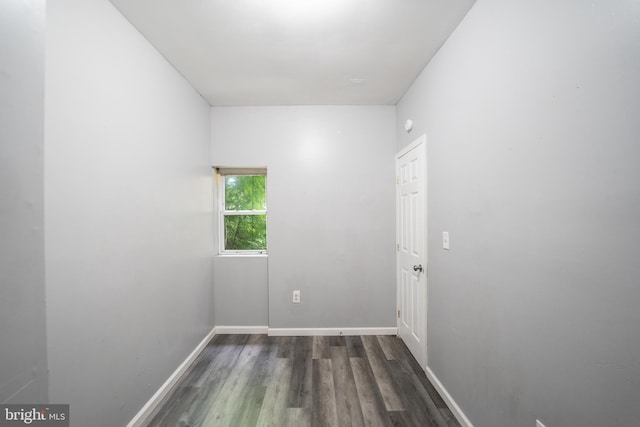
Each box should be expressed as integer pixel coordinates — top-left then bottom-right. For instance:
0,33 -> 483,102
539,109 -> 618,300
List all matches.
146,334 -> 460,427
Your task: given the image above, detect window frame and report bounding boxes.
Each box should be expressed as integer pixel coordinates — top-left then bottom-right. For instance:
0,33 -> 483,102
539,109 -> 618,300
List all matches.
216,167 -> 267,256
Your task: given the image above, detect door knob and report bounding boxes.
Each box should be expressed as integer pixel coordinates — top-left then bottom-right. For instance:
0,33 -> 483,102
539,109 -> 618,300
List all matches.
413,264 -> 423,273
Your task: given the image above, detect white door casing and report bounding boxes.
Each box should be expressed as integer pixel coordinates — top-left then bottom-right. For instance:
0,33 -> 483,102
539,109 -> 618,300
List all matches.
396,134 -> 427,368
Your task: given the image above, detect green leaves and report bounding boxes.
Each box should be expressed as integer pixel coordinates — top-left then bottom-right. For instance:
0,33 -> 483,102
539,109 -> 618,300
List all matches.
223,175 -> 267,251
224,214 -> 267,250
225,175 -> 266,210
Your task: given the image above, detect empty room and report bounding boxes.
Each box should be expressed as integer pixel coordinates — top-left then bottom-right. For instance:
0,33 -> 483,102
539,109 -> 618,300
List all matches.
2,0 -> 639,426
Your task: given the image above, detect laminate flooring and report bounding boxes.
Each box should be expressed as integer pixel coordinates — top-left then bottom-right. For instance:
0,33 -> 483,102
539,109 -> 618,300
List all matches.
146,334 -> 460,427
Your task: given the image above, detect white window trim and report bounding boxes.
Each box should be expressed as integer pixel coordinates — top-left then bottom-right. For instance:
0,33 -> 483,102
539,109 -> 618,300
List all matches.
216,167 -> 268,256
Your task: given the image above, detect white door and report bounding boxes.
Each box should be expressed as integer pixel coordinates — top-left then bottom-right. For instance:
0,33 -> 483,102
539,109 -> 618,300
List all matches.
396,135 -> 427,368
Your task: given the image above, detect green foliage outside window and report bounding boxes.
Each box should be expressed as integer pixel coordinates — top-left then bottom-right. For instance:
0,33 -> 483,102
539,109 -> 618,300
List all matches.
224,175 -> 267,251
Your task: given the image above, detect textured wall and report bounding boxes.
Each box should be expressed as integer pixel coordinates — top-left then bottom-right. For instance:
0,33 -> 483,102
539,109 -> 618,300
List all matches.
211,106 -> 397,329
46,0 -> 214,425
0,0 -> 48,405
397,0 -> 640,426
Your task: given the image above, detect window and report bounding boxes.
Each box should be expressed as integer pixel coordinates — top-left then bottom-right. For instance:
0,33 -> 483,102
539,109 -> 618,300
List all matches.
217,168 -> 267,254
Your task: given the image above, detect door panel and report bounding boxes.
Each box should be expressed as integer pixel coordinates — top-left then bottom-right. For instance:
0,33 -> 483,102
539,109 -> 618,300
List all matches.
396,135 -> 426,367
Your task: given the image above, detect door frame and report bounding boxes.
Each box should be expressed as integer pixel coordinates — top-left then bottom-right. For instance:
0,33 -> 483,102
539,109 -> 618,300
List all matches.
396,133 -> 428,369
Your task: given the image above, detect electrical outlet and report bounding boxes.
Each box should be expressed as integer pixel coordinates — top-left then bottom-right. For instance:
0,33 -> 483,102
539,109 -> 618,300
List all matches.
536,420 -> 547,427
292,290 -> 301,304
443,231 -> 450,250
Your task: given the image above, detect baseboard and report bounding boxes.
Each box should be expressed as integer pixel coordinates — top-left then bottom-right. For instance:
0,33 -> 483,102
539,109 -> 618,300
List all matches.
126,327 -> 216,427
268,327 -> 397,336
215,325 -> 269,334
426,366 -> 474,427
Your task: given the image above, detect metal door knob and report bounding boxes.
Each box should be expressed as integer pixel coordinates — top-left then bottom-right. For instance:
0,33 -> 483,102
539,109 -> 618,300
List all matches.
413,264 -> 423,272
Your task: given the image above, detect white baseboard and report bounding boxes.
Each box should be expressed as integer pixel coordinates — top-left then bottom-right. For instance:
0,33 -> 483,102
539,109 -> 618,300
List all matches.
215,325 -> 269,334
268,327 -> 397,336
426,366 -> 474,427
126,327 -> 216,427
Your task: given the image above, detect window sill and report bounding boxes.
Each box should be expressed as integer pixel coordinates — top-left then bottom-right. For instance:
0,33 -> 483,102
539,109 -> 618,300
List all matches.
216,253 -> 268,258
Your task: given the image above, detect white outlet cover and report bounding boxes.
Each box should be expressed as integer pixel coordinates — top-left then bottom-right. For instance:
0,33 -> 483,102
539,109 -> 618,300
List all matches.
292,290 -> 301,303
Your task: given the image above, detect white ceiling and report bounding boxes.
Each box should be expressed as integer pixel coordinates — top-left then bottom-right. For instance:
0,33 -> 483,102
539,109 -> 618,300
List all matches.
109,0 -> 476,106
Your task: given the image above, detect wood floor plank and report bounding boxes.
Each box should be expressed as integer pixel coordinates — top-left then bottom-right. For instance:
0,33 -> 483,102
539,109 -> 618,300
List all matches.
390,338 -> 449,409
388,410 -> 414,427
184,342 -> 252,425
285,408 -> 311,427
345,336 -> 366,357
177,351 -> 214,386
276,335 -> 296,359
192,334 -> 250,388
312,336 -> 331,359
148,334 -> 251,426
440,408 -> 462,427
146,335 -> 461,427
386,360 -> 437,427
255,358 -> 292,427
288,336 -> 313,408
311,358 -> 339,427
388,337 -> 447,408
201,335 -> 264,425
228,384 -> 267,427
146,384 -> 199,426
350,357 -> 393,427
330,346 -> 365,427
376,335 -> 404,361
389,359 -> 456,427
360,335 -> 405,411
330,335 -> 346,347
248,335 -> 278,386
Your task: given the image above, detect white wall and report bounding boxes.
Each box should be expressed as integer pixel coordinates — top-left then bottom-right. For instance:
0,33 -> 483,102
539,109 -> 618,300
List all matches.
213,256 -> 268,327
211,106 -> 397,329
397,0 -> 640,426
0,0 -> 47,404
45,0 -> 214,425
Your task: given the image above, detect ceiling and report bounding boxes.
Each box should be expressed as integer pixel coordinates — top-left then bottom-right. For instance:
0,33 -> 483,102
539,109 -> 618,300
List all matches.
108,0 -> 476,106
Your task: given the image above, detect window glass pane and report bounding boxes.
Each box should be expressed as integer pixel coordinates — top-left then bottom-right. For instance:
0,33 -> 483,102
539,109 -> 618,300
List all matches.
224,215 -> 267,250
225,175 -> 266,210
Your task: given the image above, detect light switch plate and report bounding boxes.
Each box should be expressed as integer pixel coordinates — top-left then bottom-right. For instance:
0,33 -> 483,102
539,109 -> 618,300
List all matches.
443,231 -> 450,250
